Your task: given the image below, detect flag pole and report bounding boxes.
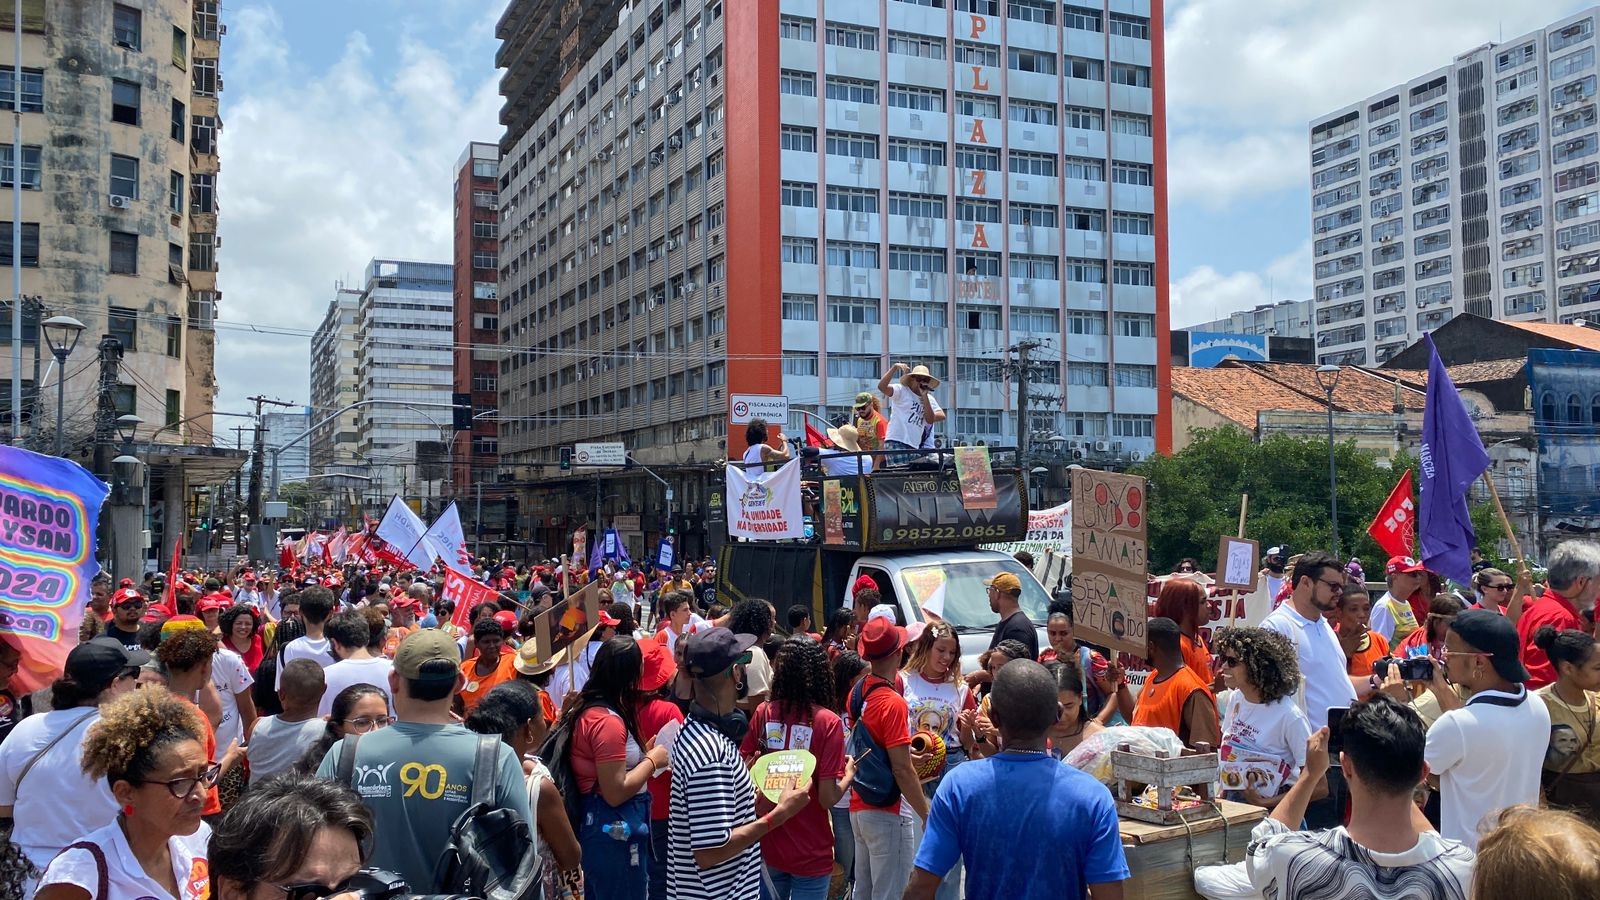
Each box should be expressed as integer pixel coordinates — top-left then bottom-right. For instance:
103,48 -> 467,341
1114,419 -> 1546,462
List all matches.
562,552 -> 575,694
1480,473 -> 1528,578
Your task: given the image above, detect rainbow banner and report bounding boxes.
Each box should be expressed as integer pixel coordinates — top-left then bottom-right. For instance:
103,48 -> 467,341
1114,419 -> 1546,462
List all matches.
0,446 -> 108,693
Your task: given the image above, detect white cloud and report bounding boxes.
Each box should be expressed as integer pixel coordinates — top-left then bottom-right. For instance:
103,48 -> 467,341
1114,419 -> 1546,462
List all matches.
1168,129 -> 1306,209
213,7 -> 500,422
1169,241 -> 1312,329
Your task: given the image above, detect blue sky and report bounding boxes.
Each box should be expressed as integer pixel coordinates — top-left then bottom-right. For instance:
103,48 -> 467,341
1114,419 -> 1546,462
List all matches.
213,0 -> 1596,420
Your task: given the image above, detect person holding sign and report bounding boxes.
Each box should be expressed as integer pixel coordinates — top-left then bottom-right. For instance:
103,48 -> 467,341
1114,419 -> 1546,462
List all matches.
738,637 -> 853,899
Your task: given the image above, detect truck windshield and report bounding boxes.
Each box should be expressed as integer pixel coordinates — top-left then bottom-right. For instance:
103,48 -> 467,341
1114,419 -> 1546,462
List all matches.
899,560 -> 1053,632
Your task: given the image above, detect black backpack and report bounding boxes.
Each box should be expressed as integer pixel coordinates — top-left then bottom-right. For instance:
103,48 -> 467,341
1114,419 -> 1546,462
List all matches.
338,733 -> 540,899
846,677 -> 901,808
535,714 -> 587,836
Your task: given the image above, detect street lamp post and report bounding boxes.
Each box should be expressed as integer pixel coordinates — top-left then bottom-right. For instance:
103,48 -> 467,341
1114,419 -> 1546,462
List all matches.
40,315 -> 85,455
1315,364 -> 1344,558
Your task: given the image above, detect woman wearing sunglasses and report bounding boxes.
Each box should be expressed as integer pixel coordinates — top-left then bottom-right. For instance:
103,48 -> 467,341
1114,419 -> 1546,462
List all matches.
1212,626 -> 1321,811
294,684 -> 393,776
207,774 -> 373,900
34,688 -> 217,900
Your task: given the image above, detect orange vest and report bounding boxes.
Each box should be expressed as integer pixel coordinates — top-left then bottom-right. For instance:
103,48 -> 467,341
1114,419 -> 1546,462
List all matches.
1133,665 -> 1214,739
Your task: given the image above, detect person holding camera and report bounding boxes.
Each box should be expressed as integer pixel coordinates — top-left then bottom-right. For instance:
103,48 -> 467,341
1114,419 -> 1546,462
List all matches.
1423,609 -> 1550,849
207,774 -> 372,899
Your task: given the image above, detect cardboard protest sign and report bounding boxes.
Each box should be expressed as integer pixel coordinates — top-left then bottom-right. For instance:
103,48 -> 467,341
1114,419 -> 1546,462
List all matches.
954,446 -> 997,510
750,749 -> 816,802
1215,536 -> 1260,591
1070,470 -> 1149,657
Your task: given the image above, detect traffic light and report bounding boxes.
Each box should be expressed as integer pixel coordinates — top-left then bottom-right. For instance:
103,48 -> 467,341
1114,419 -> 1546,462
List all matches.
559,447 -> 572,471
452,392 -> 473,431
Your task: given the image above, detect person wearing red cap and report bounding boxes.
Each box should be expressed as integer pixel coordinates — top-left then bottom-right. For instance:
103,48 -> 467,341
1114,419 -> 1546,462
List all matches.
197,592 -> 232,635
1371,556 -> 1430,645
848,617 -> 929,900
636,637 -> 686,900
457,616 -> 518,715
103,587 -> 147,652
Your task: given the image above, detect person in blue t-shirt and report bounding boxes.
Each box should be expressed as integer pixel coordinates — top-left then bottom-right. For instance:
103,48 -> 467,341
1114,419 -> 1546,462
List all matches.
906,659 -> 1130,900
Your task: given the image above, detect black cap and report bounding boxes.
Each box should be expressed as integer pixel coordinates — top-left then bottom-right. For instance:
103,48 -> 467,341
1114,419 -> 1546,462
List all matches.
65,636 -> 151,686
683,627 -> 756,678
1451,608 -> 1530,683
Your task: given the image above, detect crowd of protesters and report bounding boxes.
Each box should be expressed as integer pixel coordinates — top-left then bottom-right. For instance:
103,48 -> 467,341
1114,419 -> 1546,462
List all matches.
0,535 -> 1598,899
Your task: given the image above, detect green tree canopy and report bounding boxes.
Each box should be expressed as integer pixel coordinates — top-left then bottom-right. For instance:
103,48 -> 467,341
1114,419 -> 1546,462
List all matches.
1129,428 -> 1504,576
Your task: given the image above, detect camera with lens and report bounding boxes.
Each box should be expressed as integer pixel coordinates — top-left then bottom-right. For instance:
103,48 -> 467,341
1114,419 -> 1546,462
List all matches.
344,869 -> 482,900
1372,655 -> 1433,682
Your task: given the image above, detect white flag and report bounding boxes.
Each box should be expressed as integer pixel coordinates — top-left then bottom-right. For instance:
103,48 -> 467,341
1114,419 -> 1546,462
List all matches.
375,496 -> 434,570
726,458 -> 805,541
422,502 -> 472,573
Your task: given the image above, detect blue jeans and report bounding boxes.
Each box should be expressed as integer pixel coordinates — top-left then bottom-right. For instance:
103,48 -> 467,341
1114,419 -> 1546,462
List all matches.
763,868 -> 831,900
830,806 -> 854,894
579,791 -> 650,899
647,818 -> 669,900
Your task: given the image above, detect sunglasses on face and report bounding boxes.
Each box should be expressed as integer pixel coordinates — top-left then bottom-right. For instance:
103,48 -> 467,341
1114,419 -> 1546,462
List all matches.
1316,578 -> 1346,594
1217,655 -> 1241,669
270,875 -> 358,900
140,762 -> 221,799
1483,582 -> 1514,591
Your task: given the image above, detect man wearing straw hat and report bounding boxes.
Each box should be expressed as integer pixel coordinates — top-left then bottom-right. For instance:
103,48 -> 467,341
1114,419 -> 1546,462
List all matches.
822,423 -> 874,476
878,362 -> 946,465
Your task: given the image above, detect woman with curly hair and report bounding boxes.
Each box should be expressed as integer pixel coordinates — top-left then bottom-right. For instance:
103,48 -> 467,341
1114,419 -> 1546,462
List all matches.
738,637 -> 854,900
34,689 -> 215,900
1213,626 -> 1318,810
217,605 -> 263,672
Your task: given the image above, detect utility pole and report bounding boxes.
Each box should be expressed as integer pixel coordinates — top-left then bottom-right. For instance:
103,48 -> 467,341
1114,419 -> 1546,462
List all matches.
92,336 -> 124,571
231,425 -> 249,555
245,395 -> 294,524
1004,338 -> 1044,458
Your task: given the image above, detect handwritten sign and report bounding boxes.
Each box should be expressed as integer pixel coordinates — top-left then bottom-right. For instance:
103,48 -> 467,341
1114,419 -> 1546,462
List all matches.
1070,469 -> 1148,657
1216,537 -> 1259,592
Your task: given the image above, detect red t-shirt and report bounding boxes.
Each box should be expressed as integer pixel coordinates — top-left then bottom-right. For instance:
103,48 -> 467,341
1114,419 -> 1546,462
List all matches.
636,697 -> 685,821
1518,588 -> 1584,689
847,674 -> 911,815
740,702 -> 846,878
177,697 -> 222,816
571,706 -> 634,796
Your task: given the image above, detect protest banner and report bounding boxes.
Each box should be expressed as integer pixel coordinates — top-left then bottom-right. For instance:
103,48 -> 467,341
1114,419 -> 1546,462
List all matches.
822,479 -> 845,545
726,458 -> 805,540
1070,469 -> 1148,657
423,502 -> 472,573
444,566 -> 500,630
954,446 -> 997,510
0,446 -> 109,693
983,501 -> 1071,563
1215,536 -> 1259,592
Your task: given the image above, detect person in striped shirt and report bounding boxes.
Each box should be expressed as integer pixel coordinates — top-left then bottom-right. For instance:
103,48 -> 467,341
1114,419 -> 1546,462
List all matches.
669,628 -> 808,900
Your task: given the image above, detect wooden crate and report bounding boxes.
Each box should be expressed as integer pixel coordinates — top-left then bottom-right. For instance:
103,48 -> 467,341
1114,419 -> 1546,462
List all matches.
1119,799 -> 1266,900
1112,744 -> 1221,826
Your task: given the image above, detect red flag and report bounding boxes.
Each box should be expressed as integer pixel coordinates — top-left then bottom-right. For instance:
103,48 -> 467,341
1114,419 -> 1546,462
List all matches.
1367,469 -> 1417,559
444,566 -> 498,630
154,536 -> 181,616
804,421 -> 830,448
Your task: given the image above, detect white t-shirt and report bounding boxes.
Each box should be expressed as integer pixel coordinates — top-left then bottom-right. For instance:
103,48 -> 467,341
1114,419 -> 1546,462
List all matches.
210,647 -> 254,750
1260,603 -> 1356,730
318,656 -> 396,717
37,820 -> 212,900
246,715 -> 328,779
0,708 -> 117,869
1219,692 -> 1313,797
901,670 -> 969,752
276,634 -> 335,688
549,643 -> 599,714
886,386 -> 943,449
743,644 -> 774,698
662,614 -> 713,656
821,451 -> 873,476
1424,686 -> 1550,849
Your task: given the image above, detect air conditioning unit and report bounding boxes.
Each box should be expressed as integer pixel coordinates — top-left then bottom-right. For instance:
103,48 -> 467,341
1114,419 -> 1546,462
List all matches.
666,239 -> 679,250
669,135 -> 682,149
1093,440 -> 1110,452
109,194 -> 132,208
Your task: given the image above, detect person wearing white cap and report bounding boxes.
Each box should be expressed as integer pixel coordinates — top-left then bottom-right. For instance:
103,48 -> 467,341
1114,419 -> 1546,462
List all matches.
822,423 -> 874,476
879,362 -> 946,462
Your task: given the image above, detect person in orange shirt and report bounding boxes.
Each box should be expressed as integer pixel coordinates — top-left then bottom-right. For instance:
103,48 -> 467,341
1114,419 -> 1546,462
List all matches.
1332,580 -> 1391,680
1153,578 -> 1214,686
457,616 -> 517,715
851,391 -> 888,453
1132,617 -> 1220,749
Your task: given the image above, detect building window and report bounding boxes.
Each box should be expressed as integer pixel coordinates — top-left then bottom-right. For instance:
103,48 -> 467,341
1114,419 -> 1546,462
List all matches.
779,16 -> 814,41
779,70 -> 815,96
1115,365 -> 1157,388
889,139 -> 945,166
192,115 -> 217,154
170,97 -> 186,142
1115,313 -> 1156,337
826,355 -> 879,380
113,4 -> 141,49
1113,415 -> 1155,438
781,181 -> 816,208
780,126 -> 816,152
165,317 -> 182,358
1109,12 -> 1150,39
168,171 -> 184,214
888,85 -> 945,112
827,296 -> 880,324
781,294 -> 818,321
957,304 -> 1001,330
109,154 -> 140,199
1012,101 -> 1058,126
193,58 -> 218,97
889,247 -> 944,272
1065,259 -> 1106,283
825,77 -> 878,104
1064,5 -> 1103,31
1065,57 -> 1103,80
471,220 -> 496,239
956,146 -> 1000,170
0,145 -> 41,190
172,26 -> 188,69
1113,162 -> 1153,186
472,251 -> 498,270
1065,157 -> 1105,181
1009,256 -> 1058,280
954,42 -> 999,68
1011,307 -> 1058,332
194,1 -> 220,39
1112,213 -> 1154,235
109,306 -> 137,350
109,231 -> 138,275
110,79 -> 140,125
827,186 -> 878,214
888,300 -> 946,327
957,199 -> 1000,223
168,242 -> 184,283
825,22 -> 878,50
781,237 -> 817,264
1068,312 -> 1108,335
956,411 -> 1002,436
1068,362 -> 1109,386
828,241 -> 880,268
189,231 -> 216,271
112,384 -> 136,417
826,133 -> 878,159
191,173 -> 214,213
1110,64 -> 1151,88
0,67 -> 42,113
1113,263 -> 1155,286
888,33 -> 945,59
1010,48 -> 1057,75
0,222 -> 38,267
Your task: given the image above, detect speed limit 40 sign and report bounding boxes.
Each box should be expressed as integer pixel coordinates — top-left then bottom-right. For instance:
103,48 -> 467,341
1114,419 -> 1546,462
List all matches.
730,394 -> 788,425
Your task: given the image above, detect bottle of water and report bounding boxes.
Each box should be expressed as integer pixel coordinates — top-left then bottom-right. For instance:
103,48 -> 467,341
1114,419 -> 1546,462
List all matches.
602,821 -> 632,841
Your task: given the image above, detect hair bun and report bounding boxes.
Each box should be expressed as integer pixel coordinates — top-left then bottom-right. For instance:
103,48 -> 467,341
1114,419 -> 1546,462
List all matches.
1533,624 -> 1560,652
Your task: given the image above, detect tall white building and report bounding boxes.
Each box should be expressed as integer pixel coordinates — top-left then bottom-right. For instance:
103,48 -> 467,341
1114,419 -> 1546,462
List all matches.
1309,8 -> 1600,366
309,287 -> 361,473
495,0 -> 1172,474
262,408 -> 311,484
1184,299 -> 1313,338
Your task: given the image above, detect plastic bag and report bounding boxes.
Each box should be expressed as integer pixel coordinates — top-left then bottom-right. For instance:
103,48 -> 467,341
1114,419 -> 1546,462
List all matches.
1062,725 -> 1186,784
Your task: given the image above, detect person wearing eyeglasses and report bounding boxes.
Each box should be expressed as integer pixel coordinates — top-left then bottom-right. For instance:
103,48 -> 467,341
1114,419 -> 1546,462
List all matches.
1423,609 -> 1550,850
207,774 -> 373,900
34,688 -> 216,900
294,684 -> 393,777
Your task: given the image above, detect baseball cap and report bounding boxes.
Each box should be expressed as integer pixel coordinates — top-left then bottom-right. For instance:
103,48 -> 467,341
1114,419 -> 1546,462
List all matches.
111,587 -> 146,607
197,594 -> 231,614
638,637 -> 677,692
389,594 -> 419,611
1385,555 -> 1427,576
1450,608 -> 1530,683
867,604 -> 897,624
493,610 -> 518,632
65,637 -> 150,685
985,572 -> 1023,595
683,627 -> 757,678
853,391 -> 874,408
859,617 -> 908,661
243,572 -> 257,582
597,608 -> 622,627
394,630 -> 462,681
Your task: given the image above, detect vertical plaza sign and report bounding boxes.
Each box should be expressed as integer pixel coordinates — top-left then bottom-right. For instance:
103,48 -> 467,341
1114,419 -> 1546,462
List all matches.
1070,469 -> 1150,658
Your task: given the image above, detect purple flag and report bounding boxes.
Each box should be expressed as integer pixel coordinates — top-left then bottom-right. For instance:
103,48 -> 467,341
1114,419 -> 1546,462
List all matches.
588,527 -> 631,573
1418,334 -> 1490,583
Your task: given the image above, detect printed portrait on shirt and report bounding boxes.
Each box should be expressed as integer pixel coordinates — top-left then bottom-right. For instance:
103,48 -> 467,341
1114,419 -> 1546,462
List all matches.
1547,723 -> 1582,769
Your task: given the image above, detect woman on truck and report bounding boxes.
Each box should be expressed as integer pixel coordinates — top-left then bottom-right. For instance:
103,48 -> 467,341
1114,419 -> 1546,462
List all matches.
741,418 -> 791,471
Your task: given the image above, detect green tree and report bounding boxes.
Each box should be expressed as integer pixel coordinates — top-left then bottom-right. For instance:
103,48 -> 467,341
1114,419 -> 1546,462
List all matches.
1131,429 -> 1503,576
